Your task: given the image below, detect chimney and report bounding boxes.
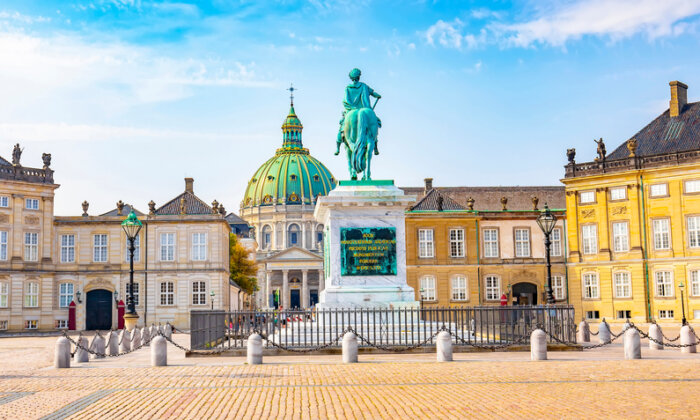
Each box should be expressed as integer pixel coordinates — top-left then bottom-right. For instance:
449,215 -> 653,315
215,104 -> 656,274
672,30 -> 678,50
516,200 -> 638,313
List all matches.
424,178 -> 433,194
669,81 -> 688,117
184,177 -> 194,194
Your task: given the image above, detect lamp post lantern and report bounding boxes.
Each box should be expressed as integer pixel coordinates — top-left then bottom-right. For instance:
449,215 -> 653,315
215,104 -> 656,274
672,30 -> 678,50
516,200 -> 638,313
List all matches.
679,282 -> 687,325
210,290 -> 215,310
536,203 -> 557,305
121,210 -> 142,331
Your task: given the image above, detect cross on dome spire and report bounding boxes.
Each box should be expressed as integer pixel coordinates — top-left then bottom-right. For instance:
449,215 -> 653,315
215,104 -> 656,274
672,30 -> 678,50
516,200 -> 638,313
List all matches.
287,83 -> 296,106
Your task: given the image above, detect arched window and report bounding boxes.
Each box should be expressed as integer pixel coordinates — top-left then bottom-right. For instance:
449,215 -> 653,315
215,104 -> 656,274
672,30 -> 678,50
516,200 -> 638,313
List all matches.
288,224 -> 300,247
262,225 -> 272,250
316,225 -> 324,248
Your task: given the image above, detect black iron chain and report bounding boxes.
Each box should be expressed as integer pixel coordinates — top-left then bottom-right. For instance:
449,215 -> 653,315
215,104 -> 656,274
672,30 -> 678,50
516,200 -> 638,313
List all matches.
63,330 -> 153,358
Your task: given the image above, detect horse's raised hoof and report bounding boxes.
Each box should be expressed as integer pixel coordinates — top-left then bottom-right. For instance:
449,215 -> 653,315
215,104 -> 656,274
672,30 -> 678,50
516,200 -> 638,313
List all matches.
351,175 -> 357,180
334,151 -> 340,156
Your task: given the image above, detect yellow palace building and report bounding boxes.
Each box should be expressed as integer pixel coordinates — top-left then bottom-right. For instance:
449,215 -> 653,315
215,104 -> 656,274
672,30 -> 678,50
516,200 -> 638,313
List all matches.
562,81 -> 700,323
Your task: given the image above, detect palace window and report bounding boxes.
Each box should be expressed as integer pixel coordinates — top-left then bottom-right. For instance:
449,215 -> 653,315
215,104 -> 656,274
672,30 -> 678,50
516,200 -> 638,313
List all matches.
586,311 -> 600,320
514,229 -> 530,257
613,272 -> 631,298
93,234 -> 108,262
552,275 -> 565,300
0,196 -> 8,207
690,270 -> 700,296
0,282 -> 8,308
612,222 -> 629,253
449,229 -> 465,258
126,234 -> 140,263
24,282 -> 39,307
419,276 -> 436,301
24,232 -> 38,261
551,228 -> 562,257
25,198 -> 39,210
451,276 -> 467,301
59,283 -> 73,308
610,187 -> 627,200
418,229 -> 434,258
55,320 -> 68,329
485,276 -> 501,301
483,229 -> 499,258
582,225 -> 597,255
655,271 -> 673,297
160,282 -> 175,305
583,273 -> 599,299
0,231 -> 7,261
616,310 -> 631,319
685,179 -> 700,194
192,233 -> 207,261
653,219 -> 670,250
650,183 -> 668,197
126,282 -> 139,306
160,233 -> 175,261
579,191 -> 595,204
688,216 -> 700,248
24,320 -> 38,330
192,281 -> 206,305
658,310 -> 674,319
60,234 -> 75,263
0,320 -> 7,330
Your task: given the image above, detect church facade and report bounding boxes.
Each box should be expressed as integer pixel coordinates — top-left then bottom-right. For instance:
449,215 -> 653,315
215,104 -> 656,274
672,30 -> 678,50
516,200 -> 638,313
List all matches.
0,147 -> 235,332
240,101 -> 336,309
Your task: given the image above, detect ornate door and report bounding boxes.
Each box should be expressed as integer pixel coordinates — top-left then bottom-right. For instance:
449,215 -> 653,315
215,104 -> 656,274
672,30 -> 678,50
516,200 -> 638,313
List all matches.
86,289 -> 113,330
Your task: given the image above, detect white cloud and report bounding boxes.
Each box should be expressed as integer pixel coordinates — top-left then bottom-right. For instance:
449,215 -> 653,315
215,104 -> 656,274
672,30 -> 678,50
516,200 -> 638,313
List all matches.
424,18 -> 487,50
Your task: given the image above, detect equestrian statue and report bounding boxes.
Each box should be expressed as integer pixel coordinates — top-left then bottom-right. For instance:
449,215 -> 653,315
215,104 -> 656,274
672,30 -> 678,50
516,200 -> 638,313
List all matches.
335,68 -> 381,180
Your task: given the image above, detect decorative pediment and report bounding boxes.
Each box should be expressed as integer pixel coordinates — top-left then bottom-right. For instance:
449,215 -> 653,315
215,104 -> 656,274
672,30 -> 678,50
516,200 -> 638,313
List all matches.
264,246 -> 322,262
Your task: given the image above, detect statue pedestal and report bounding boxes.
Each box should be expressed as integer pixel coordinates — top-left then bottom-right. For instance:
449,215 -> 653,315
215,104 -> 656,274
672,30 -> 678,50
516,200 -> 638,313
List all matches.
314,180 -> 417,308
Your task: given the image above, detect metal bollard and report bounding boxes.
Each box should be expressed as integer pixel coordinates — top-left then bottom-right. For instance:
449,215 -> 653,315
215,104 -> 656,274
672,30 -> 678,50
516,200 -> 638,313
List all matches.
141,326 -> 151,346
107,331 -> 119,356
91,333 -> 106,359
132,328 -> 142,348
75,336 -> 90,363
530,329 -> 547,361
680,325 -> 697,354
342,331 -> 358,363
151,335 -> 167,367
624,328 -> 641,359
247,333 -> 263,365
54,337 -> 71,369
119,329 -> 131,353
648,323 -> 663,350
577,320 -> 590,343
598,320 -> 611,343
436,331 -> 453,362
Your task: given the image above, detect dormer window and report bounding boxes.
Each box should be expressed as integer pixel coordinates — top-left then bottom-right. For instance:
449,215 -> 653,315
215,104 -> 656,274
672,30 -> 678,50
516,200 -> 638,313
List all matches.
290,174 -> 297,181
313,175 -> 320,182
267,175 -> 275,181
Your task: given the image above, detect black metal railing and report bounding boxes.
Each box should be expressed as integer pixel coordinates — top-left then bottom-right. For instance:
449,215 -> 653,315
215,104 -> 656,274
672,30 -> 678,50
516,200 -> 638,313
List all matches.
190,305 -> 576,351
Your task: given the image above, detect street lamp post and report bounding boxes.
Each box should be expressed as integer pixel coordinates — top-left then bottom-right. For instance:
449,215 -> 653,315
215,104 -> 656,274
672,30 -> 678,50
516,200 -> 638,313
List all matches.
210,290 -> 215,310
679,282 -> 687,325
121,211 -> 142,331
536,203 -> 557,305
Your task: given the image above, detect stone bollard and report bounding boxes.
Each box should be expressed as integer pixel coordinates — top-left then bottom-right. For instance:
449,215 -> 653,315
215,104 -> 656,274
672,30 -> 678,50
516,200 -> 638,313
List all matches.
648,323 -> 663,350
342,331 -> 358,363
151,335 -> 167,367
598,320 -> 611,344
577,320 -> 590,343
680,325 -> 697,354
132,328 -> 142,349
624,328 -> 641,359
622,321 -> 631,345
91,333 -> 106,359
54,337 -> 71,369
165,323 -> 173,340
141,326 -> 151,346
107,331 -> 119,356
75,336 -> 90,363
119,329 -> 131,353
436,331 -> 453,362
530,329 -> 547,361
247,333 -> 263,365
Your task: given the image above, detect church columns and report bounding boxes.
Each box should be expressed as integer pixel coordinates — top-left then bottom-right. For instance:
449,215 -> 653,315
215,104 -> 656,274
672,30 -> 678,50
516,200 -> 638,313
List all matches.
282,222 -> 288,249
311,224 -> 316,250
302,223 -> 307,249
282,270 -> 290,309
265,270 -> 272,309
318,269 -> 325,292
302,270 -> 309,308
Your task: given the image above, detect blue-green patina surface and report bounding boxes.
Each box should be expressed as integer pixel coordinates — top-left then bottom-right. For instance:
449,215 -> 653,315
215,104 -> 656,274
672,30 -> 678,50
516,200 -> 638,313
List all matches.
340,227 -> 396,276
335,68 -> 381,181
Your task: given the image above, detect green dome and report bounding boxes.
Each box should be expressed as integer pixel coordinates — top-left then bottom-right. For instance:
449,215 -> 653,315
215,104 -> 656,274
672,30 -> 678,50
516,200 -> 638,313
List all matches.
242,105 -> 336,208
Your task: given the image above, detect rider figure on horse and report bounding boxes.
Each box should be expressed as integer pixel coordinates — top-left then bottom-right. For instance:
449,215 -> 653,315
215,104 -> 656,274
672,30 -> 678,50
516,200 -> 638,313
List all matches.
336,68 -> 381,156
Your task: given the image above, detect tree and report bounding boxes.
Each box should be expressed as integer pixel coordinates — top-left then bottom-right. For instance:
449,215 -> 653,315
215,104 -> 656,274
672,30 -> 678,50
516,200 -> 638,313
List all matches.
229,233 -> 258,295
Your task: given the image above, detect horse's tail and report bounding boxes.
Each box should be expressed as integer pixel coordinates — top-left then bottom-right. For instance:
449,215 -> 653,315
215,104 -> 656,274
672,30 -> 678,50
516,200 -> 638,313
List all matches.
351,109 -> 372,174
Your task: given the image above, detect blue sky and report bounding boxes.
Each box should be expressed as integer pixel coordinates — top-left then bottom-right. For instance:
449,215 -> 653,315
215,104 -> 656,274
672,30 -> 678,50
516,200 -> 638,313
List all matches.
1,0 -> 700,215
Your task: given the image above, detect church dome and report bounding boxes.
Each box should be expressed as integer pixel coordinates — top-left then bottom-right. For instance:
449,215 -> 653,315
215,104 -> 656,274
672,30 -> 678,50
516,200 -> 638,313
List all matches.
242,104 -> 336,209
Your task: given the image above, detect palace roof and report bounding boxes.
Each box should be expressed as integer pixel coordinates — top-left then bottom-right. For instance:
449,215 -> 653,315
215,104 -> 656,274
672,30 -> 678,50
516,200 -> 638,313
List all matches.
100,204 -> 144,217
403,185 -> 565,211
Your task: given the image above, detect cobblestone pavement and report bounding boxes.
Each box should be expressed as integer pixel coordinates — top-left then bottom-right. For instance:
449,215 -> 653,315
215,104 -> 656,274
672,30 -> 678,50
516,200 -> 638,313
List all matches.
0,328 -> 698,419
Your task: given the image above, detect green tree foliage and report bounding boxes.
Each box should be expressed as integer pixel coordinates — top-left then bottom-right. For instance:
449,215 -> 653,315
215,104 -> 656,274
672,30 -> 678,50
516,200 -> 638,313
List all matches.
229,233 -> 258,294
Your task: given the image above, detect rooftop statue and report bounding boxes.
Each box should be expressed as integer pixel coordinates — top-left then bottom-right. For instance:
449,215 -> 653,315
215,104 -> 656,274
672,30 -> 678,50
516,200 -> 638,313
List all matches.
335,68 -> 381,180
